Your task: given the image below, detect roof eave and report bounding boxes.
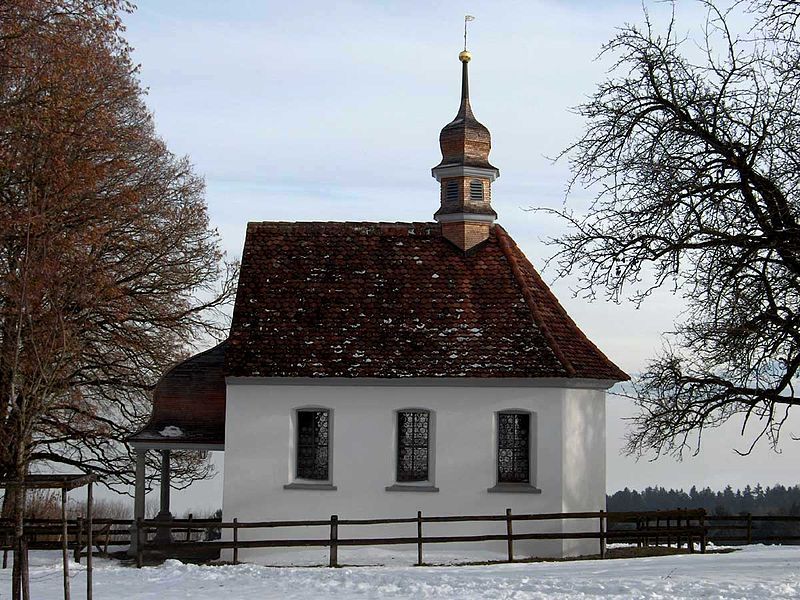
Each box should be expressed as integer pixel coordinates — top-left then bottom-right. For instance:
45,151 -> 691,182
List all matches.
225,376 -> 622,390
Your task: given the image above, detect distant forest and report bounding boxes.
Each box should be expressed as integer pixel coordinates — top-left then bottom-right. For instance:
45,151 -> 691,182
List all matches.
608,485 -> 800,516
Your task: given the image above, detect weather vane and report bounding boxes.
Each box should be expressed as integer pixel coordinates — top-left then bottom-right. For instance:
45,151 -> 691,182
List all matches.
464,15 -> 475,51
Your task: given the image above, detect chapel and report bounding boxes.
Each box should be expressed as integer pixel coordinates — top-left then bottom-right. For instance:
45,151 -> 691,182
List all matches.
128,47 -> 628,561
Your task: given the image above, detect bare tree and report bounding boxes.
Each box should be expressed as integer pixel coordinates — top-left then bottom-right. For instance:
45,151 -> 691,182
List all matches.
544,0 -> 800,459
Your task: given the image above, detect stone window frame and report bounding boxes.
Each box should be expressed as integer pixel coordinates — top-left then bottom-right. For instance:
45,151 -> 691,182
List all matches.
284,406 -> 337,491
386,408 -> 439,493
487,409 -> 541,494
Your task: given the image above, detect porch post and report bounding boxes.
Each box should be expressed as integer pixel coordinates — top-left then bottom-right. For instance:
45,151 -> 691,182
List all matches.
154,449 -> 173,543
159,450 -> 171,516
128,448 -> 147,557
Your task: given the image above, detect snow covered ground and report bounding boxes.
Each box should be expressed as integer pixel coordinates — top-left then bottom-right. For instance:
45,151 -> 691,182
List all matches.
3,544 -> 800,599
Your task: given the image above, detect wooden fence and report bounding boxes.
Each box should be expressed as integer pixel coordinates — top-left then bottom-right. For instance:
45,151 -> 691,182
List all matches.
5,510 -> 800,570
705,514 -> 800,544
134,508 -> 709,568
1,518 -> 129,568
0,515 -> 218,568
605,513 -> 800,546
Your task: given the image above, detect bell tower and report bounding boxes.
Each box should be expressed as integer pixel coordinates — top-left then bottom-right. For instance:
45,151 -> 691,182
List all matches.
432,47 -> 499,251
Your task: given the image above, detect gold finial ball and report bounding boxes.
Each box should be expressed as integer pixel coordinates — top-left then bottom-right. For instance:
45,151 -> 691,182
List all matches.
459,50 -> 472,63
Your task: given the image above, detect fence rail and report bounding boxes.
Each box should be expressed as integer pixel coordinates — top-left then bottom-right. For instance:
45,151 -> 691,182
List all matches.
702,514 -> 800,544
134,508 -> 708,568
5,510 -> 800,570
0,514 -> 219,568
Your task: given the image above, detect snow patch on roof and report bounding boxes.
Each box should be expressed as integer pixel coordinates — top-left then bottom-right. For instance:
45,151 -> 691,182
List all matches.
159,426 -> 184,438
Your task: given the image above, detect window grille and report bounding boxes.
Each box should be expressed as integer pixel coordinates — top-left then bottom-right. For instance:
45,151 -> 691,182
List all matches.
297,410 -> 329,480
497,413 -> 530,483
469,180 -> 484,201
397,410 -> 430,482
445,180 -> 459,202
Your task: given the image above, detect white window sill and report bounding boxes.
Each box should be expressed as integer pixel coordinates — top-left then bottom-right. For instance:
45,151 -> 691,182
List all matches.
385,484 -> 439,493
283,482 -> 337,491
487,483 -> 542,494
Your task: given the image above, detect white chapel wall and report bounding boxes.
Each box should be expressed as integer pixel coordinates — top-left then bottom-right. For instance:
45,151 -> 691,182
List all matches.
221,382 -> 606,563
560,387 -> 607,556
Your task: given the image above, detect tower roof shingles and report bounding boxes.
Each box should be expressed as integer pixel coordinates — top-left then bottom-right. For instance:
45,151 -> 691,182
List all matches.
435,59 -> 497,172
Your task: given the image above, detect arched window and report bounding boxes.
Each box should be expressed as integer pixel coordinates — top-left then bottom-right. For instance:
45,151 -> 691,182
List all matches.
445,180 -> 459,202
396,409 -> 430,482
296,409 -> 330,480
469,179 -> 484,201
497,411 -> 530,483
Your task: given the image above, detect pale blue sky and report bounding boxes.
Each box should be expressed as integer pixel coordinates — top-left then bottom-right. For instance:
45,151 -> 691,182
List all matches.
116,0 -> 800,512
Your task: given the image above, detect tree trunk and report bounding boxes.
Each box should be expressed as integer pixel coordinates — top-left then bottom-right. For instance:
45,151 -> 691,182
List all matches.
11,444 -> 27,600
2,487 -> 17,520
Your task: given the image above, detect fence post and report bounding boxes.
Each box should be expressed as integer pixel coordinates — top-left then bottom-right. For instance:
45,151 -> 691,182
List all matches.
87,481 -> 93,600
700,511 -> 707,554
74,518 -> 83,564
666,517 -> 671,548
21,537 -> 30,600
747,513 -> 753,544
683,512 -> 688,549
186,514 -> 193,543
643,517 -> 649,548
136,517 -> 144,569
655,515 -> 660,547
416,511 -> 423,567
103,524 -> 110,556
505,508 -> 514,562
639,517 -> 644,548
636,518 -> 642,548
61,488 -> 71,600
329,515 -> 338,568
232,518 -> 239,565
599,510 -> 606,559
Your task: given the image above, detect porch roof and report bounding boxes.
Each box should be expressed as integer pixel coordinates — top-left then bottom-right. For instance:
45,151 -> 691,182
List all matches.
0,473 -> 96,491
129,342 -> 226,448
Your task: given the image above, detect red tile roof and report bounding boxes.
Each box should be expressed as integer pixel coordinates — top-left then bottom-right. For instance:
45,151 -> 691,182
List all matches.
225,222 -> 627,381
130,222 -> 627,446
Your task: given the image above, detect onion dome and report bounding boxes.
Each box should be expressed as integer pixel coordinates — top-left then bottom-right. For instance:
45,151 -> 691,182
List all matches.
434,51 -> 498,172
